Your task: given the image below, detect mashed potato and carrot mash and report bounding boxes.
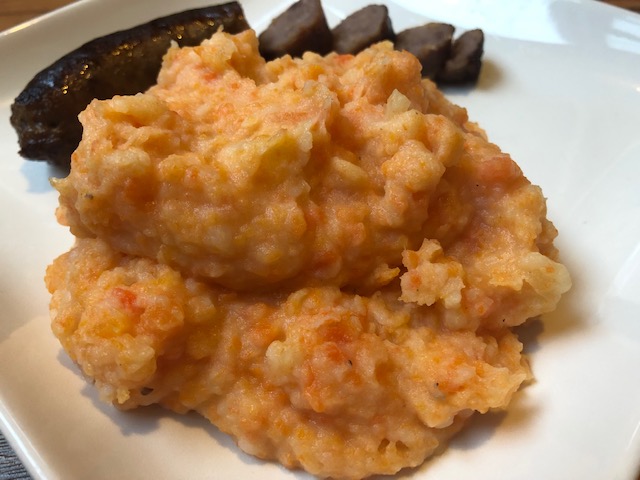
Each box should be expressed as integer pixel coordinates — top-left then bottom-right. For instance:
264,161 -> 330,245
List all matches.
46,30 -> 571,479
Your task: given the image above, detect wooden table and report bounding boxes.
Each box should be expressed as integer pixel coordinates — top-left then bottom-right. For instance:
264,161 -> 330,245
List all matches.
0,0 -> 78,31
0,1 -> 639,480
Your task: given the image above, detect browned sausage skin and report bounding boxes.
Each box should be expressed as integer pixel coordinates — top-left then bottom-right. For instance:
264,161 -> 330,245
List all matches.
10,2 -> 250,168
332,5 -> 395,54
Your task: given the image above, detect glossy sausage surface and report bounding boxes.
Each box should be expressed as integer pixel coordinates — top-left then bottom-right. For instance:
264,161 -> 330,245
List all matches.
10,2 -> 250,168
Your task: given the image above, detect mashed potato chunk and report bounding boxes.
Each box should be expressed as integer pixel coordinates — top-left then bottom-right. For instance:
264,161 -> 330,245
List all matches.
47,30 -> 571,479
48,238 -> 529,479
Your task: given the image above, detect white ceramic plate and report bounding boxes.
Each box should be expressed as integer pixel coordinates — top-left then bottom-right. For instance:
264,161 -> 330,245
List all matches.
1,0 -> 639,479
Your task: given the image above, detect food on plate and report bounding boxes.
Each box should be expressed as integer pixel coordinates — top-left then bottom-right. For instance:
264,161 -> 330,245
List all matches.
258,0 -> 333,60
438,29 -> 484,84
10,1 -> 484,170
47,29 -> 571,479
10,2 -> 250,168
48,237 -> 531,479
56,28 -> 465,292
331,5 -> 395,54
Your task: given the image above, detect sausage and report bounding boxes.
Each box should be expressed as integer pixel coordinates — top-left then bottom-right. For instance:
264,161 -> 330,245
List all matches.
438,29 -> 484,84
332,5 -> 395,55
258,0 -> 333,60
394,23 -> 455,79
10,2 -> 250,169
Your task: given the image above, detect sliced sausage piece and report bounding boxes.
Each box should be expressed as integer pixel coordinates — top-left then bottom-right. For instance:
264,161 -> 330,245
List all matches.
395,23 -> 455,79
438,29 -> 484,84
258,0 -> 333,60
332,5 -> 395,54
10,2 -> 250,168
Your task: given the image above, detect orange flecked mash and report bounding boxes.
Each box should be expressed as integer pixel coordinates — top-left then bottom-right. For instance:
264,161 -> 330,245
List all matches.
46,30 -> 571,479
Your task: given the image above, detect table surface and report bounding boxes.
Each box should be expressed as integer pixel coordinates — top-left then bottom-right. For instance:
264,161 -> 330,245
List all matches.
1,0 -> 639,479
